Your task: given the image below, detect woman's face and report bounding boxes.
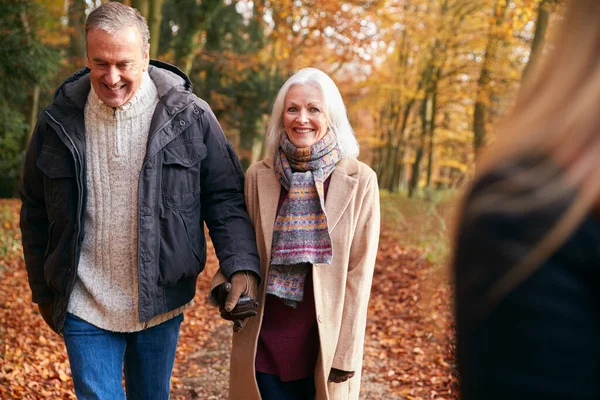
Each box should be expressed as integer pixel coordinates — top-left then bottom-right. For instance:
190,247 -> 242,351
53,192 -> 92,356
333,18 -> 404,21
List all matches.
283,84 -> 329,148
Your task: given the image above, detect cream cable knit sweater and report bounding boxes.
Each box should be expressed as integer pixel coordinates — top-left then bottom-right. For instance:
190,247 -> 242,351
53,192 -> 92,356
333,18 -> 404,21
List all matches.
68,72 -> 189,332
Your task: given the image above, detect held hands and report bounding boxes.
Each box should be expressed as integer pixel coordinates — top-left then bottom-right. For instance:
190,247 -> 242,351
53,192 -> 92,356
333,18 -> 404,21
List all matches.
211,271 -> 259,332
328,368 -> 355,383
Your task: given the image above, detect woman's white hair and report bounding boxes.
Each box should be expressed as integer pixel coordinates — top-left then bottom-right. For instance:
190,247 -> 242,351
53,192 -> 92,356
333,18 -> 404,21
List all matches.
264,67 -> 359,159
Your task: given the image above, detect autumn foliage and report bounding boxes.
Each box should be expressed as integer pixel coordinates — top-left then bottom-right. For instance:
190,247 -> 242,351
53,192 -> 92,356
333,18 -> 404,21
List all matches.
2,0 -> 562,197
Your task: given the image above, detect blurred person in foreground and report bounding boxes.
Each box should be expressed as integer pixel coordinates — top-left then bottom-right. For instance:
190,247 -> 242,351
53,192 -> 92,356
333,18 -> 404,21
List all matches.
452,1 -> 600,398
19,2 -> 260,398
210,67 -> 380,399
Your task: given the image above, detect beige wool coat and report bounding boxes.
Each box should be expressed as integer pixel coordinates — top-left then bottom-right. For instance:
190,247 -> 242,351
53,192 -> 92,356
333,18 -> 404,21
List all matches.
211,157 -> 380,400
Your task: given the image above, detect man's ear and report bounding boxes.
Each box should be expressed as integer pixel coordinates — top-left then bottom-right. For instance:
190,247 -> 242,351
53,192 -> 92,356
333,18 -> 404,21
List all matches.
143,48 -> 150,71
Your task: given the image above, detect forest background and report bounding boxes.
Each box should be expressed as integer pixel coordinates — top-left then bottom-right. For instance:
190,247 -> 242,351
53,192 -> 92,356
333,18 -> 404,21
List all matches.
0,0 -> 563,399
1,0 -> 563,198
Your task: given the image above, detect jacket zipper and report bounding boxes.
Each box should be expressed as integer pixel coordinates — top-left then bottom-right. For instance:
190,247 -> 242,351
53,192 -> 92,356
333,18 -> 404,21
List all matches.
44,111 -> 84,297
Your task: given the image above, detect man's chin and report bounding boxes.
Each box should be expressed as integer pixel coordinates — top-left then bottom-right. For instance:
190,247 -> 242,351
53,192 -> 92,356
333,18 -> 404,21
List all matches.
99,95 -> 126,108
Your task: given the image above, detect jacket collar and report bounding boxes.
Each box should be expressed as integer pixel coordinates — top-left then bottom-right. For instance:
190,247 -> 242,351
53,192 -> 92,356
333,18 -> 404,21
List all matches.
51,60 -> 192,112
47,61 -> 199,158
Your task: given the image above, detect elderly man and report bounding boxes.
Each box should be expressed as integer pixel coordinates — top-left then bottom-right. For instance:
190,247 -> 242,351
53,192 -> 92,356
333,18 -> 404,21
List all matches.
19,2 -> 259,398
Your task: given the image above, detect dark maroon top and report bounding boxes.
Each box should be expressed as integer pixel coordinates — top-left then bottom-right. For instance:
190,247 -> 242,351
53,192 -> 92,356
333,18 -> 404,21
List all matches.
255,178 -> 330,381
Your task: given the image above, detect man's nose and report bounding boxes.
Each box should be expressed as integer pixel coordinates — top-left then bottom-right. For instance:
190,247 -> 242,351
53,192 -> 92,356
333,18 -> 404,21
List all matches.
105,66 -> 120,86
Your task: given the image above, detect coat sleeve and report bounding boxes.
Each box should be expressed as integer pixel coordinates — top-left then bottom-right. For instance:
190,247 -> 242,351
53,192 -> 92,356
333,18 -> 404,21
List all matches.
208,164 -> 260,300
332,169 -> 380,371
19,116 -> 54,304
198,103 -> 260,282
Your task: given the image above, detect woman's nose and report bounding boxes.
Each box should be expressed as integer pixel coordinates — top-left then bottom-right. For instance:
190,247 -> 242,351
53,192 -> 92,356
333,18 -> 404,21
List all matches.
296,110 -> 308,123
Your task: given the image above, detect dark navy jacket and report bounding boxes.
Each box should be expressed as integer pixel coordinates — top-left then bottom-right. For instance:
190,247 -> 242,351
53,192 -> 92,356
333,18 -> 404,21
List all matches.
19,60 -> 260,332
454,161 -> 600,399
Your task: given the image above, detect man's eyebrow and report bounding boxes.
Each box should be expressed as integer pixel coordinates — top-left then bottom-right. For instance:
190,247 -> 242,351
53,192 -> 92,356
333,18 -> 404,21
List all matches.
90,57 -> 135,64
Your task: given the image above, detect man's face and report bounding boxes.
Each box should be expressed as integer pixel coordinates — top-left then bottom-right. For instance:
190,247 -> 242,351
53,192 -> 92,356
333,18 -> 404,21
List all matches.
86,27 -> 149,108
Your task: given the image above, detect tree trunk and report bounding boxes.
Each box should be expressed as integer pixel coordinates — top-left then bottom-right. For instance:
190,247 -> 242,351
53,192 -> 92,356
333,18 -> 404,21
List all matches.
379,143 -> 395,190
19,9 -> 40,150
148,0 -> 165,58
131,0 -> 149,18
521,0 -> 555,81
426,84 -> 438,188
473,0 -> 509,157
409,144 -> 425,197
24,85 -> 40,149
409,97 -> 429,198
68,0 -> 87,68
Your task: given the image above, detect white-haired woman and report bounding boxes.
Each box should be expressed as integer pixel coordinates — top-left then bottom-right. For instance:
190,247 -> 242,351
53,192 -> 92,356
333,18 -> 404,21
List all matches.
453,1 -> 600,398
211,67 -> 380,399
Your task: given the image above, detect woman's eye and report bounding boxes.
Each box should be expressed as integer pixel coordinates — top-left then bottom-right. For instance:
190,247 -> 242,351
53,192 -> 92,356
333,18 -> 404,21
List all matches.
310,107 -> 320,113
287,107 -> 297,112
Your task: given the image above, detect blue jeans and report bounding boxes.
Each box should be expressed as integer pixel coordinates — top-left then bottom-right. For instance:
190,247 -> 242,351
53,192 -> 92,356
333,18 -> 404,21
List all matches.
256,372 -> 316,400
62,313 -> 183,400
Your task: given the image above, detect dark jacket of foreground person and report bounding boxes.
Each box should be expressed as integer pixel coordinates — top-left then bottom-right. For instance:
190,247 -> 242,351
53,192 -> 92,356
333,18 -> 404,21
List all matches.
454,163 -> 600,399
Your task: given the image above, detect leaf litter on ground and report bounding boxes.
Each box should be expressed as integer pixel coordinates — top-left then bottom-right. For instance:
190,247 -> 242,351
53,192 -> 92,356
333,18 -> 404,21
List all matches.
0,197 -> 458,399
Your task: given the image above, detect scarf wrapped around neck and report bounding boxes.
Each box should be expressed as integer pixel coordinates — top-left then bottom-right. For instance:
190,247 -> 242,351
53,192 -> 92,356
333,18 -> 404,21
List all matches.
267,131 -> 342,307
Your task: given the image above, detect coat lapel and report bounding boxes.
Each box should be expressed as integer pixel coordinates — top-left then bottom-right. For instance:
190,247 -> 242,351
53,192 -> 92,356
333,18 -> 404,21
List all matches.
256,162 -> 280,262
325,158 -> 358,234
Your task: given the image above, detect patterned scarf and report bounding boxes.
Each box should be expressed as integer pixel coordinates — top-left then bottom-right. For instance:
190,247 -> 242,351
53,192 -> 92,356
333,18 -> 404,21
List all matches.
266,131 -> 342,307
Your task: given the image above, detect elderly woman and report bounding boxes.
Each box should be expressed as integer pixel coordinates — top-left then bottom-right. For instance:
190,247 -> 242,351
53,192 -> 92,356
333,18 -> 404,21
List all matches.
211,67 -> 380,399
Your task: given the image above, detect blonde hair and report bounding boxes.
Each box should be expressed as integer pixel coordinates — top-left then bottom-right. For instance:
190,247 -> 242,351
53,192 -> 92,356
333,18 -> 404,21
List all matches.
454,0 -> 600,312
264,67 -> 359,159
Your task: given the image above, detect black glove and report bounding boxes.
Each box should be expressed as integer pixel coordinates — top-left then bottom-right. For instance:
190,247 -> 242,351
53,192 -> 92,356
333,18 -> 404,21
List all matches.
328,368 -> 355,383
212,271 -> 259,332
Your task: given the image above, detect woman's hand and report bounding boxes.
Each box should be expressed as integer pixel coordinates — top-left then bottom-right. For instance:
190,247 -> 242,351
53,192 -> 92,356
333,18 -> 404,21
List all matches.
328,368 -> 355,383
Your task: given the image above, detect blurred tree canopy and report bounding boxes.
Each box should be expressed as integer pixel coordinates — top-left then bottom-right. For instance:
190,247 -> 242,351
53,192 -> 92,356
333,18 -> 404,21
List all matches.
0,0 -> 61,197
0,0 -> 563,197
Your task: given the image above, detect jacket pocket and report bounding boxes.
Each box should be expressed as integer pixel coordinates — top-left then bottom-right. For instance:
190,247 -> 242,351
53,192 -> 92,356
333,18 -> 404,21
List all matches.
36,147 -> 76,217
158,206 -> 206,286
43,217 -> 74,296
36,149 -> 75,179
161,140 -> 207,210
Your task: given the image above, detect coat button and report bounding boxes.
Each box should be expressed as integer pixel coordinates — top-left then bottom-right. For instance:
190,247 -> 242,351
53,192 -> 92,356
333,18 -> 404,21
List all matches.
317,315 -> 324,323
179,120 -> 185,126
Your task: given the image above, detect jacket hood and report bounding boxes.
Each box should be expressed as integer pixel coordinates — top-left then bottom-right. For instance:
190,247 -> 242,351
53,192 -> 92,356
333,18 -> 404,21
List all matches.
52,60 -> 193,110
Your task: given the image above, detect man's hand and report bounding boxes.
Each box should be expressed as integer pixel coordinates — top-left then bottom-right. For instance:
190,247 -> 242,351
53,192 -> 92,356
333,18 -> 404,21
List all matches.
38,302 -> 59,334
328,368 -> 355,383
212,271 -> 259,332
